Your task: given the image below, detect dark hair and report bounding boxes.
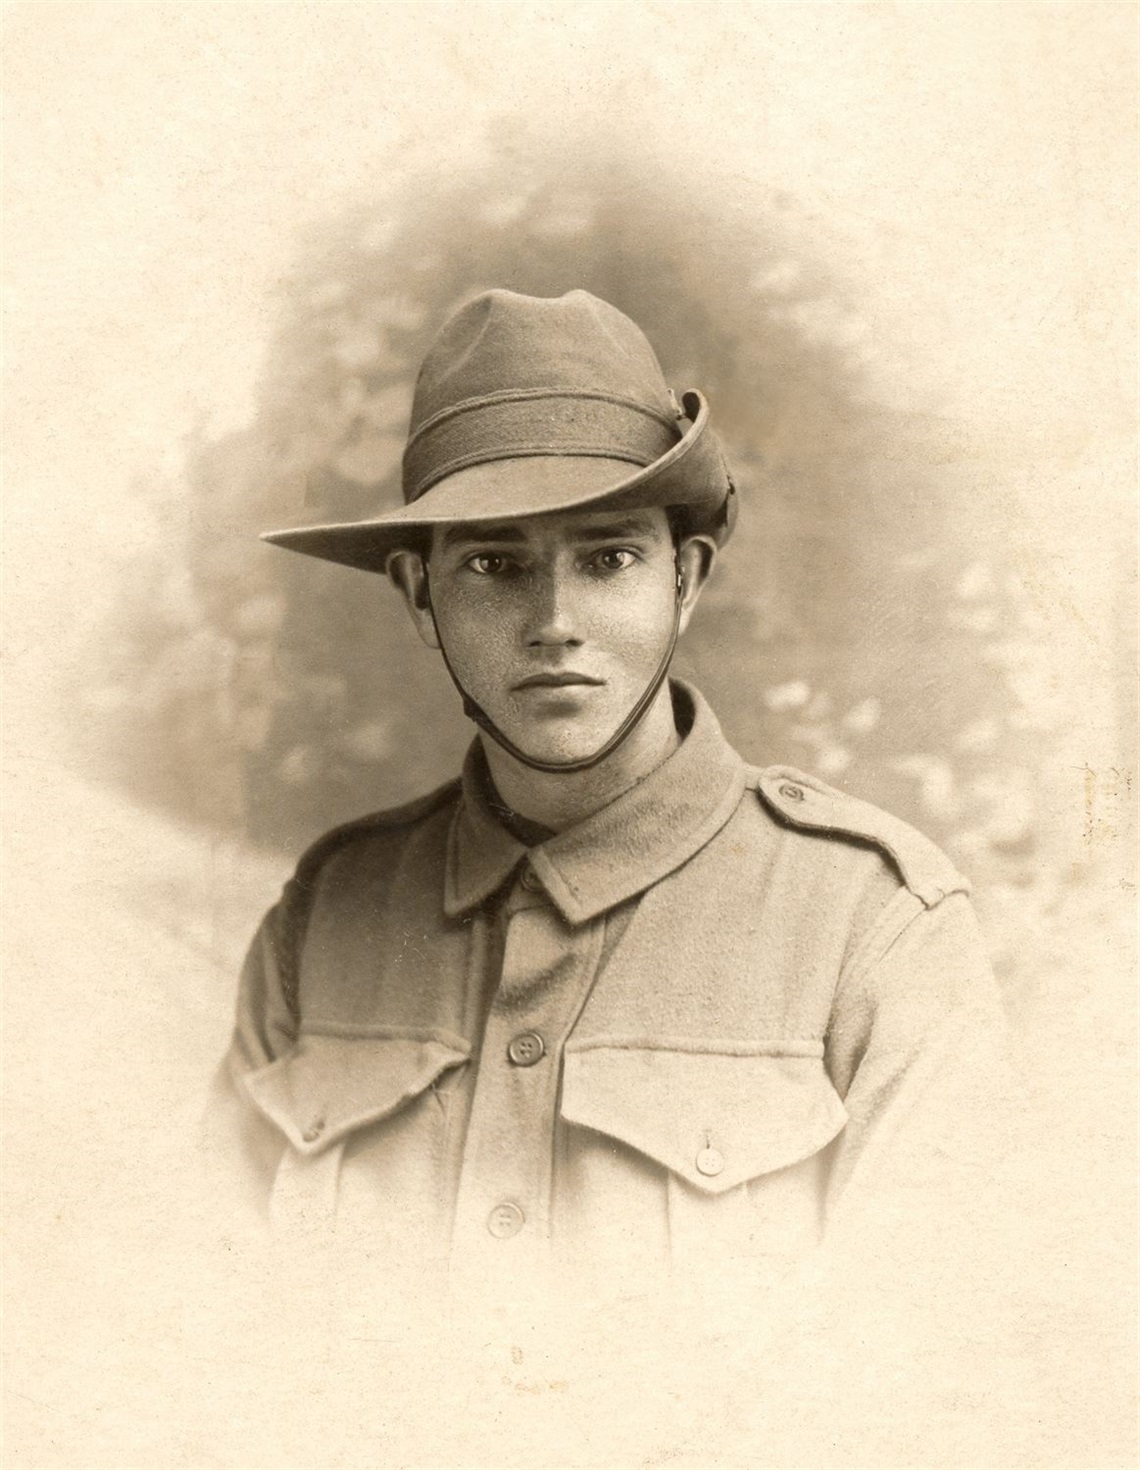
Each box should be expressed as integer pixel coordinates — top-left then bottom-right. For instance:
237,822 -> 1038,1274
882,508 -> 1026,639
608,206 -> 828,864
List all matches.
667,494 -> 734,546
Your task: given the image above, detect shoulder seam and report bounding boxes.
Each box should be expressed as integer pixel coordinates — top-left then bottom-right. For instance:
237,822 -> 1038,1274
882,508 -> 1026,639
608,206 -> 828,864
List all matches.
292,777 -> 461,890
278,778 -> 461,1022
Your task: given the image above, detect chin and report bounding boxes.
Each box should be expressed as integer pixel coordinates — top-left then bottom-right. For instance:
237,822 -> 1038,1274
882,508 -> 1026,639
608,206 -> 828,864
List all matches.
483,699 -> 616,766
503,722 -> 608,766
483,689 -> 612,752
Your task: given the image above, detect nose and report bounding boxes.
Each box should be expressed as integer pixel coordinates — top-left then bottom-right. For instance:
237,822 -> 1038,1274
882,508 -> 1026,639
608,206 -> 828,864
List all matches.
523,564 -> 583,648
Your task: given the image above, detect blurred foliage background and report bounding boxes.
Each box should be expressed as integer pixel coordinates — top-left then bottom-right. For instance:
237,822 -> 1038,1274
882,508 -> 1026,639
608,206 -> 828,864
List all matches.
71,135 -> 1073,969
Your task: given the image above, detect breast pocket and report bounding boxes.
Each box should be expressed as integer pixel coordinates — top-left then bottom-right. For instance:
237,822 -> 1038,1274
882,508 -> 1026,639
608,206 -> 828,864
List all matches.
241,1029 -> 470,1239
557,1042 -> 848,1274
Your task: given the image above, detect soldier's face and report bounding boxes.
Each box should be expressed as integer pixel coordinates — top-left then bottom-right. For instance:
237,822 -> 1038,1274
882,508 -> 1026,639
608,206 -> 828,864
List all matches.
399,507 -> 709,766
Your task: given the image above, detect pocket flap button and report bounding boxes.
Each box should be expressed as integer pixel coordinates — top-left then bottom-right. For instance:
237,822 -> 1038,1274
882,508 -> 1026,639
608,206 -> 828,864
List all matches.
696,1146 -> 725,1177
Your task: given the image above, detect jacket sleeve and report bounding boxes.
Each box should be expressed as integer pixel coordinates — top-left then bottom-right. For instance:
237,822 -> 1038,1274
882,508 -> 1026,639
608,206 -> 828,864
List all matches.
824,887 -> 1016,1233
805,887 -> 1033,1433
199,891 -> 300,1222
734,894 -> 1035,1465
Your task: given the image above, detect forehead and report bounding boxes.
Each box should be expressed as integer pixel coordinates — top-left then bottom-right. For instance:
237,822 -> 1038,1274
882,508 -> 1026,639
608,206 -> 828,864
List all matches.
434,506 -> 669,554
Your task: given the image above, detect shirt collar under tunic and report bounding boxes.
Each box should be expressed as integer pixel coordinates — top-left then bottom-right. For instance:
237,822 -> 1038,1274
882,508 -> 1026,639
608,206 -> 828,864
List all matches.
444,680 -> 747,926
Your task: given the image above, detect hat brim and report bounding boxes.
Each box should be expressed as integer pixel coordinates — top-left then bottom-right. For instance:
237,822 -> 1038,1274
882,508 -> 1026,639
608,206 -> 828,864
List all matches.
261,390 -> 729,574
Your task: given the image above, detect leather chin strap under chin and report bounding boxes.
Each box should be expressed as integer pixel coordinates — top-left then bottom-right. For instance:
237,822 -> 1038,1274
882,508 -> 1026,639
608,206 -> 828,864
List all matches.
423,558 -> 685,775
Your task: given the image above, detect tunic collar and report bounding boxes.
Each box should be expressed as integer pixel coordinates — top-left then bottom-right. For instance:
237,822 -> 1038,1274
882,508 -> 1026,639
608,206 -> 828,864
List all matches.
444,681 -> 746,925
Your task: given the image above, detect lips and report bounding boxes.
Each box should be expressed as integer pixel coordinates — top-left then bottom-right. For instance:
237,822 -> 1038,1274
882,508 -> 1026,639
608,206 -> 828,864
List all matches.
513,671 -> 605,690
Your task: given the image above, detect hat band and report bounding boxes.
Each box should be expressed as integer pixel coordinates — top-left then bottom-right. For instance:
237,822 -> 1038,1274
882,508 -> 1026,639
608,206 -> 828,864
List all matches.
402,392 -> 681,504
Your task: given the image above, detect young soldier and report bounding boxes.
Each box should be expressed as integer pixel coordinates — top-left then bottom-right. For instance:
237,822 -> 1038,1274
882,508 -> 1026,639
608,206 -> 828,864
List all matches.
211,289 -> 1006,1297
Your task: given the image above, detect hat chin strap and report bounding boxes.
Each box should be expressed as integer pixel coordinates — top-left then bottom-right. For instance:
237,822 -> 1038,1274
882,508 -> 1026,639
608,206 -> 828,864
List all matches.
424,558 -> 684,775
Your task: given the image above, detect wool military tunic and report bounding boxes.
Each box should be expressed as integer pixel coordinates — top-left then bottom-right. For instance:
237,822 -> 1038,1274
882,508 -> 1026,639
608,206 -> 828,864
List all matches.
211,683 -> 1006,1292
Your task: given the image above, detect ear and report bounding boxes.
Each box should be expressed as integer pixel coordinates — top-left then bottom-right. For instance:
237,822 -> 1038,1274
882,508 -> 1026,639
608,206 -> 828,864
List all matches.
386,550 -> 441,649
675,534 -> 718,636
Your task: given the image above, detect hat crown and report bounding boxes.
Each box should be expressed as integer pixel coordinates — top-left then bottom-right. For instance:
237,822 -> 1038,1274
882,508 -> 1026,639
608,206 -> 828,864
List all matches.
261,288 -> 736,573
410,289 -> 676,432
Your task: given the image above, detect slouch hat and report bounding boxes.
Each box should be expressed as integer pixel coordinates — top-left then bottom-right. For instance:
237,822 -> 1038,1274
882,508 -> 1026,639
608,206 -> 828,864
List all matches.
263,288 -> 736,572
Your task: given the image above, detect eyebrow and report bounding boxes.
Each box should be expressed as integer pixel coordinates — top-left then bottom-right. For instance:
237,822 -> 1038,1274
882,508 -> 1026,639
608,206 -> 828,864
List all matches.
438,514 -> 663,551
439,523 -> 529,549
571,515 -> 662,543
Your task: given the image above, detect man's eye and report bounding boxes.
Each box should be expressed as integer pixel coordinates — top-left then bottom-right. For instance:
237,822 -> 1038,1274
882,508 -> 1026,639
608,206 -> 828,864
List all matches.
465,553 -> 511,576
590,548 -> 637,573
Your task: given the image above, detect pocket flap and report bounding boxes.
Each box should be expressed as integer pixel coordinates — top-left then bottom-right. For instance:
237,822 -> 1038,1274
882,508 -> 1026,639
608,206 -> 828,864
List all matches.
560,1044 -> 847,1194
242,1029 -> 471,1156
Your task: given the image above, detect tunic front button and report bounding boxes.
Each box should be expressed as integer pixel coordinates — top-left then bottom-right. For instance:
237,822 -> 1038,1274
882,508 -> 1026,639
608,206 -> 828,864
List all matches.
520,867 -> 543,893
487,1202 -> 525,1239
507,1031 -> 545,1066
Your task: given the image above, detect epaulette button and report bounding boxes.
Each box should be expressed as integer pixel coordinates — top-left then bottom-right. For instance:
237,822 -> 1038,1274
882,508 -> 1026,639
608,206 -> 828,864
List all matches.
779,783 -> 806,802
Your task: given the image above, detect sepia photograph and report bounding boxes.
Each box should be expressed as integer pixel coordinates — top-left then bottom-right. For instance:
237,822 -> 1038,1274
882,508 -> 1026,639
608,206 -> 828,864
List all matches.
3,4 -> 1136,1467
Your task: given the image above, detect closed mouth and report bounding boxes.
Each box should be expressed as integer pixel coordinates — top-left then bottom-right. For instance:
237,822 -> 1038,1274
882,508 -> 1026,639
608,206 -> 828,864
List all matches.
513,672 -> 605,690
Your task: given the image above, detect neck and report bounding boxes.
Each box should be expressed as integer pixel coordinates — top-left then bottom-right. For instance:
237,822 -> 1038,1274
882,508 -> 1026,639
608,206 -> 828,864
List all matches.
480,683 -> 681,833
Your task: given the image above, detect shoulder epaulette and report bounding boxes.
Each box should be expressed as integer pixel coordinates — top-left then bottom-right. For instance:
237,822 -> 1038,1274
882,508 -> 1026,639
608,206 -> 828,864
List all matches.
277,778 -> 461,1021
754,764 -> 969,908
